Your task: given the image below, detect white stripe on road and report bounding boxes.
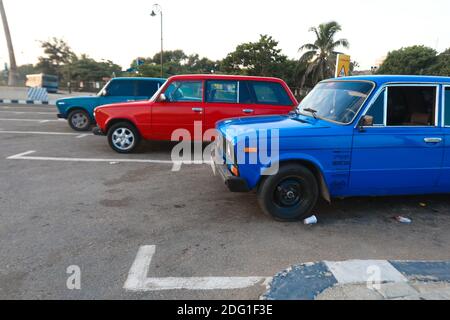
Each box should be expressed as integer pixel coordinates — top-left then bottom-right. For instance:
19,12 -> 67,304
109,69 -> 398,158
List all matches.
0,110 -> 56,115
0,130 -> 81,136
124,246 -> 267,292
7,151 -> 213,165
0,118 -> 61,122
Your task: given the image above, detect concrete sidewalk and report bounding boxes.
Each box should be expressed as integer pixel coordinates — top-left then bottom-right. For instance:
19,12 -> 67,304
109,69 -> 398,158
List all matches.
263,260 -> 450,300
316,281 -> 450,300
0,86 -> 94,105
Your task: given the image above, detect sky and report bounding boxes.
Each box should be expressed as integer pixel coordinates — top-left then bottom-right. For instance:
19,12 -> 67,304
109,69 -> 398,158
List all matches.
1,0 -> 450,71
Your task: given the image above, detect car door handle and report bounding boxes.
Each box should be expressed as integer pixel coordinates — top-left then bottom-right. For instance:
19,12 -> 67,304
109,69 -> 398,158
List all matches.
424,137 -> 442,143
243,109 -> 254,114
192,108 -> 203,113
127,99 -> 135,102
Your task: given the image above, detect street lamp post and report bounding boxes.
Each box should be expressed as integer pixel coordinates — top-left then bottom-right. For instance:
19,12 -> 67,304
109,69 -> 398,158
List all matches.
151,4 -> 163,78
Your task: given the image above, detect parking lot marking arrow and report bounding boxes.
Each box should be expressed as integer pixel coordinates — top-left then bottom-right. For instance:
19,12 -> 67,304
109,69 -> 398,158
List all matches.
123,246 -> 268,292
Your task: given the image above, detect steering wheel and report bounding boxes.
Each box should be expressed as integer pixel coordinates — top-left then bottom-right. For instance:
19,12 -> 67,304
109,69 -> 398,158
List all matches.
341,108 -> 357,123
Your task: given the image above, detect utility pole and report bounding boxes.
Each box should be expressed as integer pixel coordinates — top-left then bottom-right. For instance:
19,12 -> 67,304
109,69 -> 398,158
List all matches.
0,0 -> 18,86
151,4 -> 163,78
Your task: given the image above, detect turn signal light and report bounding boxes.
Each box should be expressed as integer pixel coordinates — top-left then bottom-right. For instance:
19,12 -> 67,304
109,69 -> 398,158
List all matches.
244,147 -> 258,153
231,166 -> 239,177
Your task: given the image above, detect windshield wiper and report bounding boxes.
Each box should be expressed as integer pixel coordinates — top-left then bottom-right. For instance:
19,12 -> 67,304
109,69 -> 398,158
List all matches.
302,108 -> 318,119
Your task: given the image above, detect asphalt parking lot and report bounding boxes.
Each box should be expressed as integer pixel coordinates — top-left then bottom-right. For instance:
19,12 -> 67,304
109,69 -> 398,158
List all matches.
1,104 -> 450,300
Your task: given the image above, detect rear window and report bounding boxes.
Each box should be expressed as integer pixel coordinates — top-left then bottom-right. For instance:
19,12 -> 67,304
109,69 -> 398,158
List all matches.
244,81 -> 292,106
136,80 -> 161,98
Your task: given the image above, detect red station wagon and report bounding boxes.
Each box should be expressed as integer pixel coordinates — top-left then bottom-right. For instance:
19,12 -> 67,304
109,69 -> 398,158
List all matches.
93,74 -> 298,153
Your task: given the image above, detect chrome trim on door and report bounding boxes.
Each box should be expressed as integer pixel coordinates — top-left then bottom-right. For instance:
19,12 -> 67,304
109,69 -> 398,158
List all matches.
424,137 -> 443,143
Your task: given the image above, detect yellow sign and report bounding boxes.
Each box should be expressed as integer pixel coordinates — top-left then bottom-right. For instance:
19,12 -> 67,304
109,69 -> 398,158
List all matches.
335,54 -> 351,78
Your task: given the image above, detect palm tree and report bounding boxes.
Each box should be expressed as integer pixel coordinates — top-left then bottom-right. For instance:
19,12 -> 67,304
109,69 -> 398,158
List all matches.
299,21 -> 349,89
0,0 -> 18,86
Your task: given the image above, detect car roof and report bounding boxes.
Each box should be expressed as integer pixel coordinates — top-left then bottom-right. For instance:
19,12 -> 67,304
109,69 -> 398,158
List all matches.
111,77 -> 166,82
167,74 -> 285,82
330,75 -> 450,85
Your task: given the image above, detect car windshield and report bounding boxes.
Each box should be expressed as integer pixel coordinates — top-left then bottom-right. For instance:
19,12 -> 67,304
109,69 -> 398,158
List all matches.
150,81 -> 167,101
97,81 -> 111,96
297,81 -> 374,124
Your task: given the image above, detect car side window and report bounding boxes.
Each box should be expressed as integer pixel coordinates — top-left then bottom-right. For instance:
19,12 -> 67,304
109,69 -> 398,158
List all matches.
239,81 -> 254,104
106,80 -> 136,96
445,87 -> 450,126
247,81 -> 292,106
206,81 -> 238,103
366,89 -> 385,126
164,81 -> 203,102
386,86 -> 436,126
136,81 -> 160,98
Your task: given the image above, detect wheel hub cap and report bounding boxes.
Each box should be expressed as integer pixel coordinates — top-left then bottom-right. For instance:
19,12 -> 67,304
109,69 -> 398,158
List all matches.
72,113 -> 88,128
112,128 -> 134,150
275,180 -> 302,207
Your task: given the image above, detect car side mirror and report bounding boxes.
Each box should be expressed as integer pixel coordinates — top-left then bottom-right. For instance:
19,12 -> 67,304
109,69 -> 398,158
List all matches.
101,89 -> 108,97
157,93 -> 167,102
358,115 -> 374,132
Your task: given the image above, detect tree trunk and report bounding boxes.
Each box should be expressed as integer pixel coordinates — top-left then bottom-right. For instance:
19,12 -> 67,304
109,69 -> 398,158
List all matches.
0,0 -> 18,86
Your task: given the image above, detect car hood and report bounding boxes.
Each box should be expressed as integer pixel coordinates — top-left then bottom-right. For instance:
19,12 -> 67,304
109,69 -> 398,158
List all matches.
95,100 -> 150,111
56,96 -> 98,105
217,115 -> 335,142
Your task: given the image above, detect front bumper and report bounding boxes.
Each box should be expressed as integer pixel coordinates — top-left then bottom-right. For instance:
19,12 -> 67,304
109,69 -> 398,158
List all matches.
57,113 -> 65,119
93,127 -> 106,136
215,162 -> 250,193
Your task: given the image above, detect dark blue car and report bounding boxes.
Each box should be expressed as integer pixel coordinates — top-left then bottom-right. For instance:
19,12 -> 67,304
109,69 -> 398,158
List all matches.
214,75 -> 450,221
56,77 -> 166,131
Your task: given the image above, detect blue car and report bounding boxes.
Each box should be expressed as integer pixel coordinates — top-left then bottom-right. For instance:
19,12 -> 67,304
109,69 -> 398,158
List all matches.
214,75 -> 450,221
56,77 -> 166,131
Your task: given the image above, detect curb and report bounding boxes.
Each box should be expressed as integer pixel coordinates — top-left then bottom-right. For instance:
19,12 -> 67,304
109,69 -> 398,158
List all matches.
262,260 -> 450,300
0,99 -> 55,105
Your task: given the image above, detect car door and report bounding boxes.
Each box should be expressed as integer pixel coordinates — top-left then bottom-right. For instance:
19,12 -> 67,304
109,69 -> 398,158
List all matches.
243,81 -> 295,116
204,80 -> 246,131
350,84 -> 444,195
151,80 -> 205,141
99,79 -> 137,105
439,85 -> 450,190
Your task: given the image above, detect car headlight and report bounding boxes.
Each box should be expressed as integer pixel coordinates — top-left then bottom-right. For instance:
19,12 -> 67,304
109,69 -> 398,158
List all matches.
225,140 -> 235,164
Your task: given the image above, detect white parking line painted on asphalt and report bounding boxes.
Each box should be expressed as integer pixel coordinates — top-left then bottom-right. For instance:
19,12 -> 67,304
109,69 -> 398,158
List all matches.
76,134 -> 90,139
124,246 -> 268,292
0,130 -> 81,136
0,118 -> 61,122
0,110 -> 56,115
0,106 -> 56,111
7,151 -> 213,165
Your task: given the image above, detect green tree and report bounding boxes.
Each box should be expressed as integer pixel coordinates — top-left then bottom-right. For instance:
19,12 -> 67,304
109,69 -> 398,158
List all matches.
35,37 -> 76,81
129,50 -> 217,78
377,45 -> 437,75
221,34 -> 287,76
426,48 -> 450,76
299,21 -> 349,88
69,54 -> 122,83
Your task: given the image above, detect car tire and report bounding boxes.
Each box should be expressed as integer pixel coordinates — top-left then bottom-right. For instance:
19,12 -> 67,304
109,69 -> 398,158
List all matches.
107,122 -> 141,154
68,109 -> 91,132
257,164 -> 319,222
